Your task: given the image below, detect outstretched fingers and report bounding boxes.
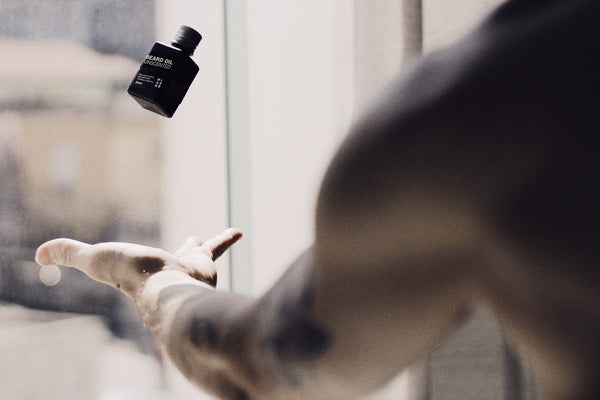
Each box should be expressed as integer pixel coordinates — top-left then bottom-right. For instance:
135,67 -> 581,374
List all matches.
34,229 -> 243,293
35,238 -> 92,269
201,228 -> 243,260
175,235 -> 204,255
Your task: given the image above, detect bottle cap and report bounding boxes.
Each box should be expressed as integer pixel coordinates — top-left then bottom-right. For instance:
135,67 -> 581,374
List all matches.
171,25 -> 202,56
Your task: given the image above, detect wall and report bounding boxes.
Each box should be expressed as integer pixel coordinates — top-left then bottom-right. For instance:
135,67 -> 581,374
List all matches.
245,0 -> 355,294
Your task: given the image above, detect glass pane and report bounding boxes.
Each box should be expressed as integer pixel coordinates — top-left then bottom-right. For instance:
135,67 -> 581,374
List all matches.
0,1 -> 165,399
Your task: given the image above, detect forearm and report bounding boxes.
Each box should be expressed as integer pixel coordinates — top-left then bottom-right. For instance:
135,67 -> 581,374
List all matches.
140,251 -> 338,400
140,270 -> 262,399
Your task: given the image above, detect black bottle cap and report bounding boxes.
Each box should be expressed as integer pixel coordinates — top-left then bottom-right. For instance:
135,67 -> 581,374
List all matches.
171,25 -> 202,56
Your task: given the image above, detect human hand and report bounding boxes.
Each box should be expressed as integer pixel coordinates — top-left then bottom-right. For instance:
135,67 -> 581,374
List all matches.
35,228 -> 243,300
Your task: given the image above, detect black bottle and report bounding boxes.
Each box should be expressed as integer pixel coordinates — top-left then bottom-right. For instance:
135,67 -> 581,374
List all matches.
128,25 -> 202,118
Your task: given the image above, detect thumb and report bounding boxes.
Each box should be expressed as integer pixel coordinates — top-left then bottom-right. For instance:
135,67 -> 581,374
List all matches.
35,238 -> 91,268
201,228 -> 243,260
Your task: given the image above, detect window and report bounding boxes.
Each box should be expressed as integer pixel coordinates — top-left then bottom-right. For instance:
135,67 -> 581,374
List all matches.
0,1 -> 164,399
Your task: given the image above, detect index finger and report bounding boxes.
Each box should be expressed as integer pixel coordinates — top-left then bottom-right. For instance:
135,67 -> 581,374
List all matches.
35,238 -> 92,268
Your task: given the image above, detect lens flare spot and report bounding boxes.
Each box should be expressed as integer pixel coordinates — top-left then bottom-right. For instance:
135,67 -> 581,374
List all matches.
39,264 -> 61,286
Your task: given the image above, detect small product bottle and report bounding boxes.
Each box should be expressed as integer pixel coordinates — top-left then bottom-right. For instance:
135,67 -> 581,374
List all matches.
128,25 -> 202,118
